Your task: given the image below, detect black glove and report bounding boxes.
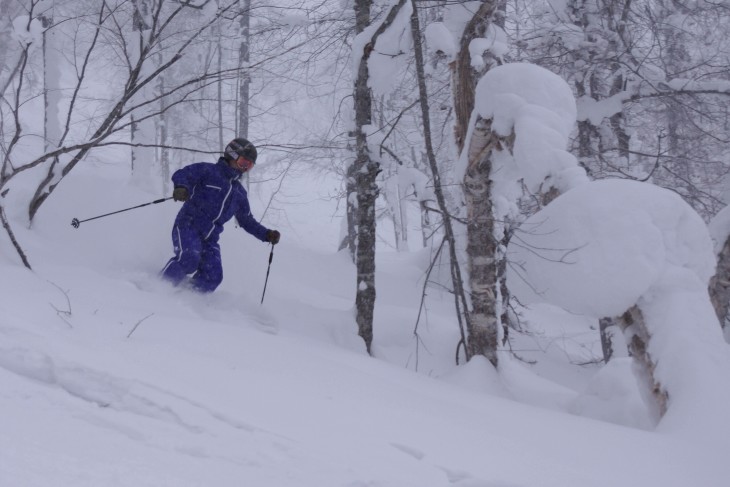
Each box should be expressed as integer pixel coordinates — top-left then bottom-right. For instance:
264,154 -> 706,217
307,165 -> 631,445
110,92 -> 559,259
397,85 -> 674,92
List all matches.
266,230 -> 281,245
173,187 -> 189,202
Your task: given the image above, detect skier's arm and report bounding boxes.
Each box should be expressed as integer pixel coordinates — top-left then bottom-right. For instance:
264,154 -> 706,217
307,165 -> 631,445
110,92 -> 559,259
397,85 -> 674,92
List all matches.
171,163 -> 207,191
235,200 -> 269,242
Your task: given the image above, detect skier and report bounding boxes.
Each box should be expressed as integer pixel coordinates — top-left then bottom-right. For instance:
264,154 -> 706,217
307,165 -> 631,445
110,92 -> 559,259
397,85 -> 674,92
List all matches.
160,138 -> 280,292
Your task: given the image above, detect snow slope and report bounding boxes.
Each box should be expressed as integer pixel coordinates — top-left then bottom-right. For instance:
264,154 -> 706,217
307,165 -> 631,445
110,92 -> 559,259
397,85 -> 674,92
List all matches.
1,162 -> 728,486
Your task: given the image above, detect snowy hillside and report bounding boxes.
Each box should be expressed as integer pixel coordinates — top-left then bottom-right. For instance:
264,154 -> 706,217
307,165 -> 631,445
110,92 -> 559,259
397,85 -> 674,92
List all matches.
1,161 -> 728,486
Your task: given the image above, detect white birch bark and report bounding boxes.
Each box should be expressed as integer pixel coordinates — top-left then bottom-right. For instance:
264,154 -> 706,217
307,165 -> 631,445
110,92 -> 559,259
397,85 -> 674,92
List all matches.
237,0 -> 251,189
130,0 -> 157,192
709,234 -> 730,332
616,305 -> 669,419
41,4 -> 61,155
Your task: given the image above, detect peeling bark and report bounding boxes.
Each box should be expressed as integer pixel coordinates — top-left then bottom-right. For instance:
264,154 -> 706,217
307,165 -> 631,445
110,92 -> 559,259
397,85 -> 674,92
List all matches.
709,234 -> 730,330
462,116 -> 514,364
451,1 -> 500,153
616,305 -> 669,418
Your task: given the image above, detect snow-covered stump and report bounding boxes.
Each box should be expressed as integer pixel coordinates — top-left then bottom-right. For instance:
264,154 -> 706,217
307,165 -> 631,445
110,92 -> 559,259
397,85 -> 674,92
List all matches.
507,179 -> 730,444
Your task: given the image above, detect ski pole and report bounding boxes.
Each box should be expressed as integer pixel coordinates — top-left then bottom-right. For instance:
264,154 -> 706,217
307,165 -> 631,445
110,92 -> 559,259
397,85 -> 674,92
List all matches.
71,197 -> 173,229
260,244 -> 275,304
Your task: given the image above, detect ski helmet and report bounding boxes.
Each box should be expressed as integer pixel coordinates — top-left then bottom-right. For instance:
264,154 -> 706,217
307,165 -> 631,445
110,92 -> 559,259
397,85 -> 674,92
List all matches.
224,138 -> 257,163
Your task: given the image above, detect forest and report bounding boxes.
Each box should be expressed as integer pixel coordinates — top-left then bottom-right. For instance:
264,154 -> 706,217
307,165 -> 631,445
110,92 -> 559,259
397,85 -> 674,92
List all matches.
2,0 -> 730,448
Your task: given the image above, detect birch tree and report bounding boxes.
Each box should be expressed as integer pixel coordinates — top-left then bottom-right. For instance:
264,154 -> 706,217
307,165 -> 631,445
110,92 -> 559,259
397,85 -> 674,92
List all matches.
237,0 -> 251,140
40,1 -> 61,159
235,0 -> 251,188
450,1 -> 506,364
130,0 -> 157,191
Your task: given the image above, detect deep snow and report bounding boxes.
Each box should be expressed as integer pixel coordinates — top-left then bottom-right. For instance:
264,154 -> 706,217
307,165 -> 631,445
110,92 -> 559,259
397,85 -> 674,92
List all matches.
1,157 -> 728,486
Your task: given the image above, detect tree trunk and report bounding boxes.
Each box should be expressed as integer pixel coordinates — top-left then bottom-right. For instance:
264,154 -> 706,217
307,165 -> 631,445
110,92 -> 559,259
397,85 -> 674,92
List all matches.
349,0 -> 409,354
38,5 -> 62,225
238,0 -> 251,139
237,0 -> 251,189
608,74 -> 629,161
710,234 -> 730,330
451,1 -> 499,153
157,52 -> 170,194
463,118 -> 499,364
0,204 -> 31,269
351,0 -> 375,354
462,117 -> 514,364
452,1 -> 507,364
354,154 -> 379,354
341,0 -> 372,262
42,7 -> 61,156
130,0 -> 157,191
616,305 -> 669,418
217,24 -> 224,151
599,317 -> 616,363
385,165 -> 405,251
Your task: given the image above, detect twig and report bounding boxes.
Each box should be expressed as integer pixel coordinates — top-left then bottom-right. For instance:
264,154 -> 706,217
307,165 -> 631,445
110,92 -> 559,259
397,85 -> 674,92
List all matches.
47,280 -> 73,328
412,236 -> 447,371
127,313 -> 154,338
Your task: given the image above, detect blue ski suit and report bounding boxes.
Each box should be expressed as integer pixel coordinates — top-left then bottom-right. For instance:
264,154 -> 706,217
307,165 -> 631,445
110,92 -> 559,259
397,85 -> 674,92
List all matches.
161,158 -> 270,292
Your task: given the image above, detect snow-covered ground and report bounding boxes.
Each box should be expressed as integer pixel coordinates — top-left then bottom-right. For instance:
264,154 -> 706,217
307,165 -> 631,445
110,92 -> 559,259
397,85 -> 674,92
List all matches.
1,159 -> 728,486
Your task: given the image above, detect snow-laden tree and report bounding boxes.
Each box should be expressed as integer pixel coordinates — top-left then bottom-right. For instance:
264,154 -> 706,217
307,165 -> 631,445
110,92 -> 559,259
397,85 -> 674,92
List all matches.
410,1 -> 507,364
419,0 -> 586,364
347,0 -> 410,354
507,178 -> 730,445
512,0 -> 730,219
349,0 -> 377,353
458,63 -> 587,364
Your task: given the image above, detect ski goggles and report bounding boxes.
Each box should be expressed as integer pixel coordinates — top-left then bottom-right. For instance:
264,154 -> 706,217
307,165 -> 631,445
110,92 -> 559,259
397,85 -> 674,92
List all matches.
234,156 -> 255,172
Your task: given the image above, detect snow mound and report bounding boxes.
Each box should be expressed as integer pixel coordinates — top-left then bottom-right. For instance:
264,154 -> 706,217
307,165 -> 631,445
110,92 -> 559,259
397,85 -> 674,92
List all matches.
507,178 -> 715,317
474,63 -> 585,194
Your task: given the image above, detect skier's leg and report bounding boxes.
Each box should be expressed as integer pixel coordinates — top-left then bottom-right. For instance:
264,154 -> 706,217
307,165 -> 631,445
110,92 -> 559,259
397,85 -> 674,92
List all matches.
160,224 -> 203,286
190,239 -> 223,292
